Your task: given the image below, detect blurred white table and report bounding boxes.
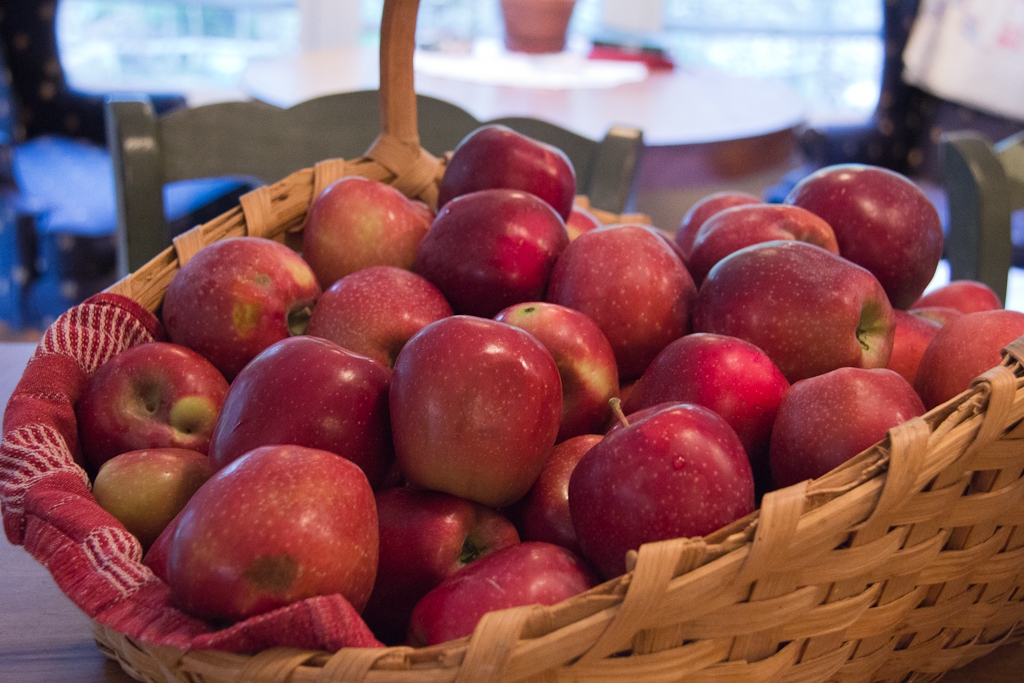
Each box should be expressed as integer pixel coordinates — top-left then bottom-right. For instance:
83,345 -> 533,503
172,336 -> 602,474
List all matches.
241,43 -> 806,148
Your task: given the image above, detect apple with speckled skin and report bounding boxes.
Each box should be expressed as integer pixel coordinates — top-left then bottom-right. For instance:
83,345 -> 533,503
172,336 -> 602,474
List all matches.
887,309 -> 941,386
438,124 -> 576,220
569,402 -> 755,579
503,433 -> 602,556
495,302 -> 619,441
622,333 -> 789,483
162,236 -> 321,381
301,175 -> 433,289
92,447 -> 212,552
915,309 -> 1024,409
167,444 -> 379,622
693,241 -> 896,383
77,342 -> 229,471
362,487 -> 520,645
208,335 -> 393,488
390,315 -> 562,508
415,189 -> 570,318
675,191 -> 761,265
770,367 -> 925,489
785,164 -> 943,310
546,224 -> 697,381
687,203 -> 839,285
407,542 -> 597,646
307,266 -> 452,369
911,280 -> 1003,314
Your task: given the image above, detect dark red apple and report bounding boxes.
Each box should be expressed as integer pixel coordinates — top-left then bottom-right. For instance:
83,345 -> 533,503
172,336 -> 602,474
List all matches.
503,433 -> 601,556
162,236 -> 321,380
407,541 -> 598,646
92,448 -> 212,552
887,309 -> 942,385
307,265 -> 453,369
438,124 -> 576,220
769,367 -> 925,489
546,223 -> 697,381
693,241 -> 896,382
415,188 -> 570,318
915,309 -> 1024,409
167,444 -> 378,622
301,175 -> 433,289
687,203 -> 839,285
362,487 -> 520,644
622,333 -> 789,481
784,164 -> 943,310
208,335 -> 393,488
911,280 -> 1003,314
390,315 -> 562,507
569,402 -> 755,579
674,191 -> 761,264
495,302 -> 619,441
76,341 -> 229,471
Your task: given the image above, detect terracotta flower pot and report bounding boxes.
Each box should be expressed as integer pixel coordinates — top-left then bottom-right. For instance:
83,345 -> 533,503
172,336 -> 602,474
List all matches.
500,0 -> 577,54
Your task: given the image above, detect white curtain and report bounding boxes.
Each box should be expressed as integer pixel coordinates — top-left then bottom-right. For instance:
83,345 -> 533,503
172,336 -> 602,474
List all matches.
903,0 -> 1024,122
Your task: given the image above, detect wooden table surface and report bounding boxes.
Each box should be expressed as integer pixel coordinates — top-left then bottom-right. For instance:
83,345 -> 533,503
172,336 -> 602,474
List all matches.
1,340 -> 1023,682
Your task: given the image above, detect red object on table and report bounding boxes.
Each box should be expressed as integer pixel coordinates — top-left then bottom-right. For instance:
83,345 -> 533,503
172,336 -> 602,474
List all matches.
588,43 -> 675,71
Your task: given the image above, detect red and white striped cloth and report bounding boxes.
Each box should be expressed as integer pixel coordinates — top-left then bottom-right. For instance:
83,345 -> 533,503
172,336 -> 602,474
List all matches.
0,293 -> 382,653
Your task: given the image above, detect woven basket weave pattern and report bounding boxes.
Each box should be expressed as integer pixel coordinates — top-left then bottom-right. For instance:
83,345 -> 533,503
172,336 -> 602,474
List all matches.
14,0 -> 1024,679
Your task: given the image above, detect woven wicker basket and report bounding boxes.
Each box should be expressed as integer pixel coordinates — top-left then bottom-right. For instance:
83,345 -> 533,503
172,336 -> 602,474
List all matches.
48,0 -> 1024,681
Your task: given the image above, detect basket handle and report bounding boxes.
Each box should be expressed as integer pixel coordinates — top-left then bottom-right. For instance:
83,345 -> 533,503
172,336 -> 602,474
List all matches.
379,0 -> 421,146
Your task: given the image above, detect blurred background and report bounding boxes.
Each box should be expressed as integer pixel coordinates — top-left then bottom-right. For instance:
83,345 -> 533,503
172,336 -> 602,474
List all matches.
0,0 -> 1021,339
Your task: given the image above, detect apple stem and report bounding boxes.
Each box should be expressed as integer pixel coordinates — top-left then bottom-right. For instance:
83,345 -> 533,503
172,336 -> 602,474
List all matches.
610,397 -> 629,429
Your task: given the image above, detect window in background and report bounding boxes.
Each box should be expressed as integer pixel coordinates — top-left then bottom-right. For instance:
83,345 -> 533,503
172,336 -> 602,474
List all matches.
660,0 -> 884,126
57,0 -> 883,123
57,0 -> 302,101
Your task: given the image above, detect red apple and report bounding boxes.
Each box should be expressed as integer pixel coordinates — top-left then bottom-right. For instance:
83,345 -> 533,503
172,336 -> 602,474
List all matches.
674,191 -> 761,264
494,302 -> 619,441
911,280 -> 1003,314
162,236 -> 321,380
407,541 -> 598,646
769,367 -> 925,489
622,333 -> 789,482
142,508 -> 180,584
503,433 -> 602,556
546,223 -> 697,381
362,487 -> 520,644
687,203 -> 839,285
92,448 -> 212,552
887,309 -> 942,385
566,204 -> 601,240
785,164 -> 943,310
76,341 -> 229,471
915,309 -> 1024,409
693,241 -> 896,383
390,315 -> 562,507
167,444 -> 379,622
414,189 -> 570,318
438,124 -> 577,220
208,335 -> 393,488
307,265 -> 453,369
569,402 -> 755,579
911,306 -> 964,327
301,175 -> 433,289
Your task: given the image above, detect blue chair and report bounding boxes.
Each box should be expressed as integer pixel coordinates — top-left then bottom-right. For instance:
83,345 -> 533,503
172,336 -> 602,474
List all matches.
0,3 -> 253,333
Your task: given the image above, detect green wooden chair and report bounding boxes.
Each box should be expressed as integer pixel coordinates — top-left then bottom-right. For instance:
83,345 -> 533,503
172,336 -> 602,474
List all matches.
104,92 -> 643,275
941,129 -> 1024,303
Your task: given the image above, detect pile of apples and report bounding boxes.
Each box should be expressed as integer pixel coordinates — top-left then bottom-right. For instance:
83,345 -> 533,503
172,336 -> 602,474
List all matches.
78,124 -> 1024,647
